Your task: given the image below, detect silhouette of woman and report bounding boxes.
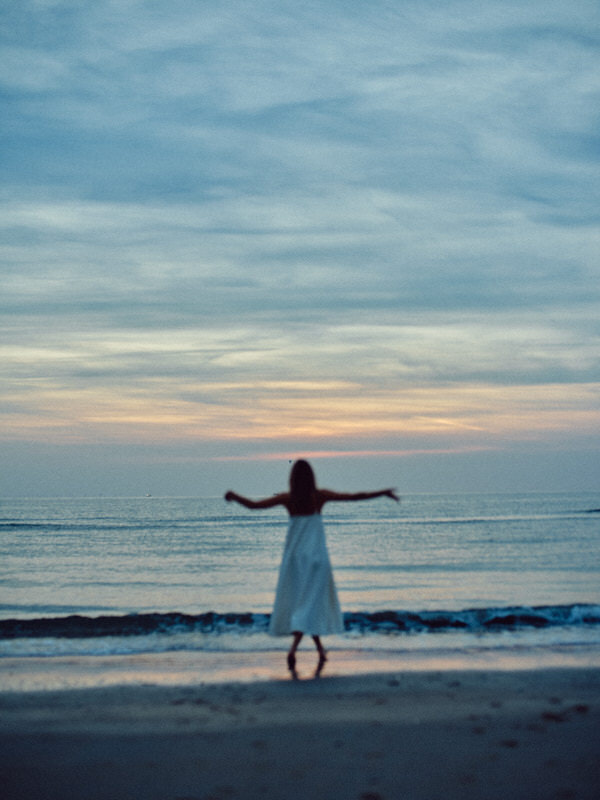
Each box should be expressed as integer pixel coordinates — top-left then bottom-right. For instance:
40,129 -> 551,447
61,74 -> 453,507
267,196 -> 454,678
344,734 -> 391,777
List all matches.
225,460 -> 399,675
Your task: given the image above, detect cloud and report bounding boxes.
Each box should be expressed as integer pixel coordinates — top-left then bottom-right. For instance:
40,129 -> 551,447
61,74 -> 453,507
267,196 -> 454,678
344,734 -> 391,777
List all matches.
1,1 -> 599,493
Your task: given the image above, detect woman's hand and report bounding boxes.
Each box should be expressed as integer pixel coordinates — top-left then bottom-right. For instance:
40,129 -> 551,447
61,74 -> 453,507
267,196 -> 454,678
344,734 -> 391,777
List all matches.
385,489 -> 400,502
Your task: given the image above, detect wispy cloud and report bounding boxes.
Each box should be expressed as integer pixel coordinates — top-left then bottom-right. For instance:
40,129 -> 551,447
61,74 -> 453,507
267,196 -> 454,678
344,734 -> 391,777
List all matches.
1,1 -> 599,493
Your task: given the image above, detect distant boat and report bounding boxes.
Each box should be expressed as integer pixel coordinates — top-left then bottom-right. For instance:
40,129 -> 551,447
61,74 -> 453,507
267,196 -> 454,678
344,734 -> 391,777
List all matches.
145,493 -> 152,497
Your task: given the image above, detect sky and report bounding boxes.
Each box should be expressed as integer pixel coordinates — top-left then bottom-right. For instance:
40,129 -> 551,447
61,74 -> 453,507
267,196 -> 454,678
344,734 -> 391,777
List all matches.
1,0 -> 599,497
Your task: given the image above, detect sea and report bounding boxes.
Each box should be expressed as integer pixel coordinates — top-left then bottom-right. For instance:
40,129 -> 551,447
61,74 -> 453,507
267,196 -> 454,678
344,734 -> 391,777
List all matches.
1,492 -> 599,689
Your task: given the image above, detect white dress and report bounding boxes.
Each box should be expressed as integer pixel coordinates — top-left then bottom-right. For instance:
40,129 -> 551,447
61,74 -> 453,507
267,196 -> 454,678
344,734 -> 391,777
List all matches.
269,513 -> 344,636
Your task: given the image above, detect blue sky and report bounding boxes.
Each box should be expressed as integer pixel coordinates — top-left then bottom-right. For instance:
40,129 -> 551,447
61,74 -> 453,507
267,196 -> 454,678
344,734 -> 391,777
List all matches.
1,0 -> 599,497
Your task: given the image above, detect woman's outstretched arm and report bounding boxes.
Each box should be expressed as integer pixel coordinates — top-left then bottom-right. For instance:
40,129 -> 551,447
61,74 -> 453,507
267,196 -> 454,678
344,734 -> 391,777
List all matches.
318,488 -> 399,504
224,490 -> 289,510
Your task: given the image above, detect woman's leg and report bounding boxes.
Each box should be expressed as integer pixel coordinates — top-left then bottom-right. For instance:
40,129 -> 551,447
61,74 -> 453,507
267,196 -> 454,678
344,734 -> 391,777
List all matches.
287,631 -> 303,670
312,635 -> 326,661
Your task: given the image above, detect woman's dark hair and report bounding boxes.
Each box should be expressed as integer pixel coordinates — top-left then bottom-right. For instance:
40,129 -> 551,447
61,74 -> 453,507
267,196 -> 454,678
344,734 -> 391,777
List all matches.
289,459 -> 317,515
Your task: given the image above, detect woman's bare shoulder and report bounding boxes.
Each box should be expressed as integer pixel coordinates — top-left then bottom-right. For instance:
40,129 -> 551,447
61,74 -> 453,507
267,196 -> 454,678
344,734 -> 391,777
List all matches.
314,488 -> 340,508
268,491 -> 291,508
317,488 -> 348,501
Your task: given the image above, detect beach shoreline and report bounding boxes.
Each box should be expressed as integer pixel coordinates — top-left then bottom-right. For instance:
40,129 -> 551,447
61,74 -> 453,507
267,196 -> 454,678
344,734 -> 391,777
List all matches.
2,636 -> 600,693
1,665 -> 598,800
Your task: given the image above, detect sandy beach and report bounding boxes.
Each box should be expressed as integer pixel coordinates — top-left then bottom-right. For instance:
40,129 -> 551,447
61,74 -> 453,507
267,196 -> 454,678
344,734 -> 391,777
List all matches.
1,665 -> 598,800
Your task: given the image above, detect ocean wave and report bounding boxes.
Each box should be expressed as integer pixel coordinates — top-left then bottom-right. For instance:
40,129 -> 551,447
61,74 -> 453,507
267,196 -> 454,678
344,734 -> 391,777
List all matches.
0,517 -> 281,533
1,604 -> 599,641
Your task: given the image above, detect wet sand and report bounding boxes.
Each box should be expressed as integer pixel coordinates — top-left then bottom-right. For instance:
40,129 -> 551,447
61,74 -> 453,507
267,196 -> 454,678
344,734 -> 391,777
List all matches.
1,666 -> 599,800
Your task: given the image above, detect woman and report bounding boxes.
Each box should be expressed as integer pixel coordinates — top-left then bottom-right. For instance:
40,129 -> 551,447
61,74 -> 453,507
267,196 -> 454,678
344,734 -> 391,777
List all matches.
225,460 -> 399,674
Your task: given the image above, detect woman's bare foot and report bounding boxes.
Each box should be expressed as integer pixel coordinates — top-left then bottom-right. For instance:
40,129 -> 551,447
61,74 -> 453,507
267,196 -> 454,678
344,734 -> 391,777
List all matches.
287,651 -> 299,679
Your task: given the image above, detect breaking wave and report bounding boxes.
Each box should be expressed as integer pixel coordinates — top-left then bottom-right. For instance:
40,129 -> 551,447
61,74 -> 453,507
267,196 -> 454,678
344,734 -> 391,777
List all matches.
1,603 -> 599,641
